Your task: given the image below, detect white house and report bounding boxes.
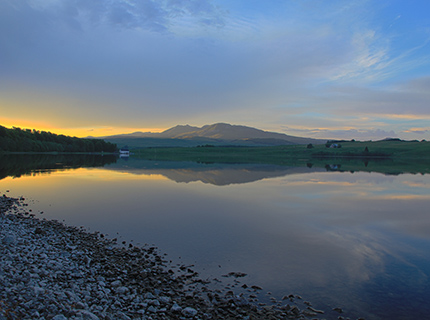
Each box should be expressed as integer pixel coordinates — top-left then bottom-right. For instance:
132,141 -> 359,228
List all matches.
119,146 -> 130,156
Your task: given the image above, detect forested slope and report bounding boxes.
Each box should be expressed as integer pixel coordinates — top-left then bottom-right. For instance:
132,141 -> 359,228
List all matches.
0,126 -> 116,153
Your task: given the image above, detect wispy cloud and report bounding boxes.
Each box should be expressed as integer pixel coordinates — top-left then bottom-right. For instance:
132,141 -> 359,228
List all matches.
402,128 -> 429,135
282,126 -> 397,141
329,30 -> 430,84
330,30 -> 389,81
1,0 -> 430,140
22,0 -> 227,33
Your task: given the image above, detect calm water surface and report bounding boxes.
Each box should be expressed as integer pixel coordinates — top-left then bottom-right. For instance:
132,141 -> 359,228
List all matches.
1,155 -> 430,319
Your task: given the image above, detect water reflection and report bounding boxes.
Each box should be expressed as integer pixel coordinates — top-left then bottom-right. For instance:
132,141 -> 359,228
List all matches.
1,154 -> 429,185
106,159 -> 326,185
0,155 -> 429,319
0,154 -> 116,180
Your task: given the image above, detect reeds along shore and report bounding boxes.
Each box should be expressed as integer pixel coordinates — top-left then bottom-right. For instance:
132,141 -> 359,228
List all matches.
1,195 -> 347,320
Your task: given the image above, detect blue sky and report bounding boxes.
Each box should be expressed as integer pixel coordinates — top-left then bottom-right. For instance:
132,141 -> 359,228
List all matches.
1,0 -> 429,139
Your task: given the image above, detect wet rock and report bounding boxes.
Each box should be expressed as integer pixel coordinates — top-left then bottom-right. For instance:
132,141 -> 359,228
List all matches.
115,311 -> 131,320
181,307 -> 198,317
111,280 -> 122,287
2,234 -> 16,245
147,305 -> 157,313
308,306 -> 324,314
35,227 -> 45,235
158,296 -> 171,304
171,303 -> 182,312
144,292 -> 155,299
302,309 -> 317,317
223,272 -> 247,278
116,286 -> 129,294
77,310 -> 100,320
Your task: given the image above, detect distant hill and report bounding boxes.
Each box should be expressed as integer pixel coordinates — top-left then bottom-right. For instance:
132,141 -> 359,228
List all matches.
101,123 -> 324,148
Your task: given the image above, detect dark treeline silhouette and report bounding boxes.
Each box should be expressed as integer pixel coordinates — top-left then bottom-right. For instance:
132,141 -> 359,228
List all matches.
0,154 -> 117,181
0,125 -> 117,153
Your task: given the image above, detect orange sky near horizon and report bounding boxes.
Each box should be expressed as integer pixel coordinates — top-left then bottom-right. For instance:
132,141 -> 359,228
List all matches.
0,118 -> 166,138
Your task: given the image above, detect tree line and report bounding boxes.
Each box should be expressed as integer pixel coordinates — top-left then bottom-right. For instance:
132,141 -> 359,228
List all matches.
0,125 -> 117,153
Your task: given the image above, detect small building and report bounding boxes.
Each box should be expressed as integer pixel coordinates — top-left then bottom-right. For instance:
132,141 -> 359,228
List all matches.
119,146 -> 130,157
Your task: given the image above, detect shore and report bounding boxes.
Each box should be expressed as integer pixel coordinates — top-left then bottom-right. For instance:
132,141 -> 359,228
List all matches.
1,195 -> 342,320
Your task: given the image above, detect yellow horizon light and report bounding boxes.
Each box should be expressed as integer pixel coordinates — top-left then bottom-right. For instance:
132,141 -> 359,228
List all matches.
2,167 -> 170,184
0,118 -> 166,138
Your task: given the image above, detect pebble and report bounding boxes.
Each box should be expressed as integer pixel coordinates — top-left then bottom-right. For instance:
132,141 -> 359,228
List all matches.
0,195 -> 332,320
182,307 -> 198,317
171,303 -> 182,312
77,310 -> 100,320
116,286 -> 129,294
111,280 -> 122,287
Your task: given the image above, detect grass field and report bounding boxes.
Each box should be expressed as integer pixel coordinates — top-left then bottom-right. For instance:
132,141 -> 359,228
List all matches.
133,140 -> 430,175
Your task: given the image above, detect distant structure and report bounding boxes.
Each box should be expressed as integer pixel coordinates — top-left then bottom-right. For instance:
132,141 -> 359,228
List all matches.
119,145 -> 130,157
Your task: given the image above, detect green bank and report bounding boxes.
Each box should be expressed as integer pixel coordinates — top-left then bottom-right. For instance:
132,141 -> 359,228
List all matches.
133,140 -> 430,175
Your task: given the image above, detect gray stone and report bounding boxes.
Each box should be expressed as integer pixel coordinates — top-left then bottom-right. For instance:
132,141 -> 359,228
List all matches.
34,286 -> 44,295
149,299 -> 160,306
77,310 -> 100,320
158,296 -> 171,304
115,311 -> 131,320
3,234 -> 16,245
171,303 -> 182,312
147,306 -> 157,313
116,286 -> 129,294
111,280 -> 122,287
182,307 -> 198,317
233,295 -> 249,307
144,292 -> 155,299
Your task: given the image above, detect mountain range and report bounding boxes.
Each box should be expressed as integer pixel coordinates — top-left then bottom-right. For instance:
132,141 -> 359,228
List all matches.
100,123 -> 324,148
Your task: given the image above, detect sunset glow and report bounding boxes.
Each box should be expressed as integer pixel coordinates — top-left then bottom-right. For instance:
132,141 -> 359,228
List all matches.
0,118 -> 166,138
1,0 -> 429,140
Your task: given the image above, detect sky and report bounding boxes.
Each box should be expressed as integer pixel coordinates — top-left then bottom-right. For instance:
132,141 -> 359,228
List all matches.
1,0 -> 430,140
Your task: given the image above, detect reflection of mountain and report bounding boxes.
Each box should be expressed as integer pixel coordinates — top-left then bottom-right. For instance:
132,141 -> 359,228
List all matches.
3,154 -> 423,185
157,167 -> 322,185
106,159 -> 324,186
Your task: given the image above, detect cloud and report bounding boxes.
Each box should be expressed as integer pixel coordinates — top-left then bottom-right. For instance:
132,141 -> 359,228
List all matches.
329,30 -> 389,82
1,0 -> 430,140
282,126 -> 397,141
313,76 -> 430,118
0,0 -> 227,65
24,0 -> 226,32
1,0 -> 353,123
402,128 -> 429,135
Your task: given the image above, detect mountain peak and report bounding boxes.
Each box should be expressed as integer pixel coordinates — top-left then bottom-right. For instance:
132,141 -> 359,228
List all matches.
160,124 -> 200,138
102,122 -> 324,147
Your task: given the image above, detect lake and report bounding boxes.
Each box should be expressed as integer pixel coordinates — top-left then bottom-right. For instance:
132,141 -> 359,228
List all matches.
1,154 -> 430,319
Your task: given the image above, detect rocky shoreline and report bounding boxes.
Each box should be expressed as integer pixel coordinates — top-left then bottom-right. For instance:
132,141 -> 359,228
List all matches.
1,195 -> 348,320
